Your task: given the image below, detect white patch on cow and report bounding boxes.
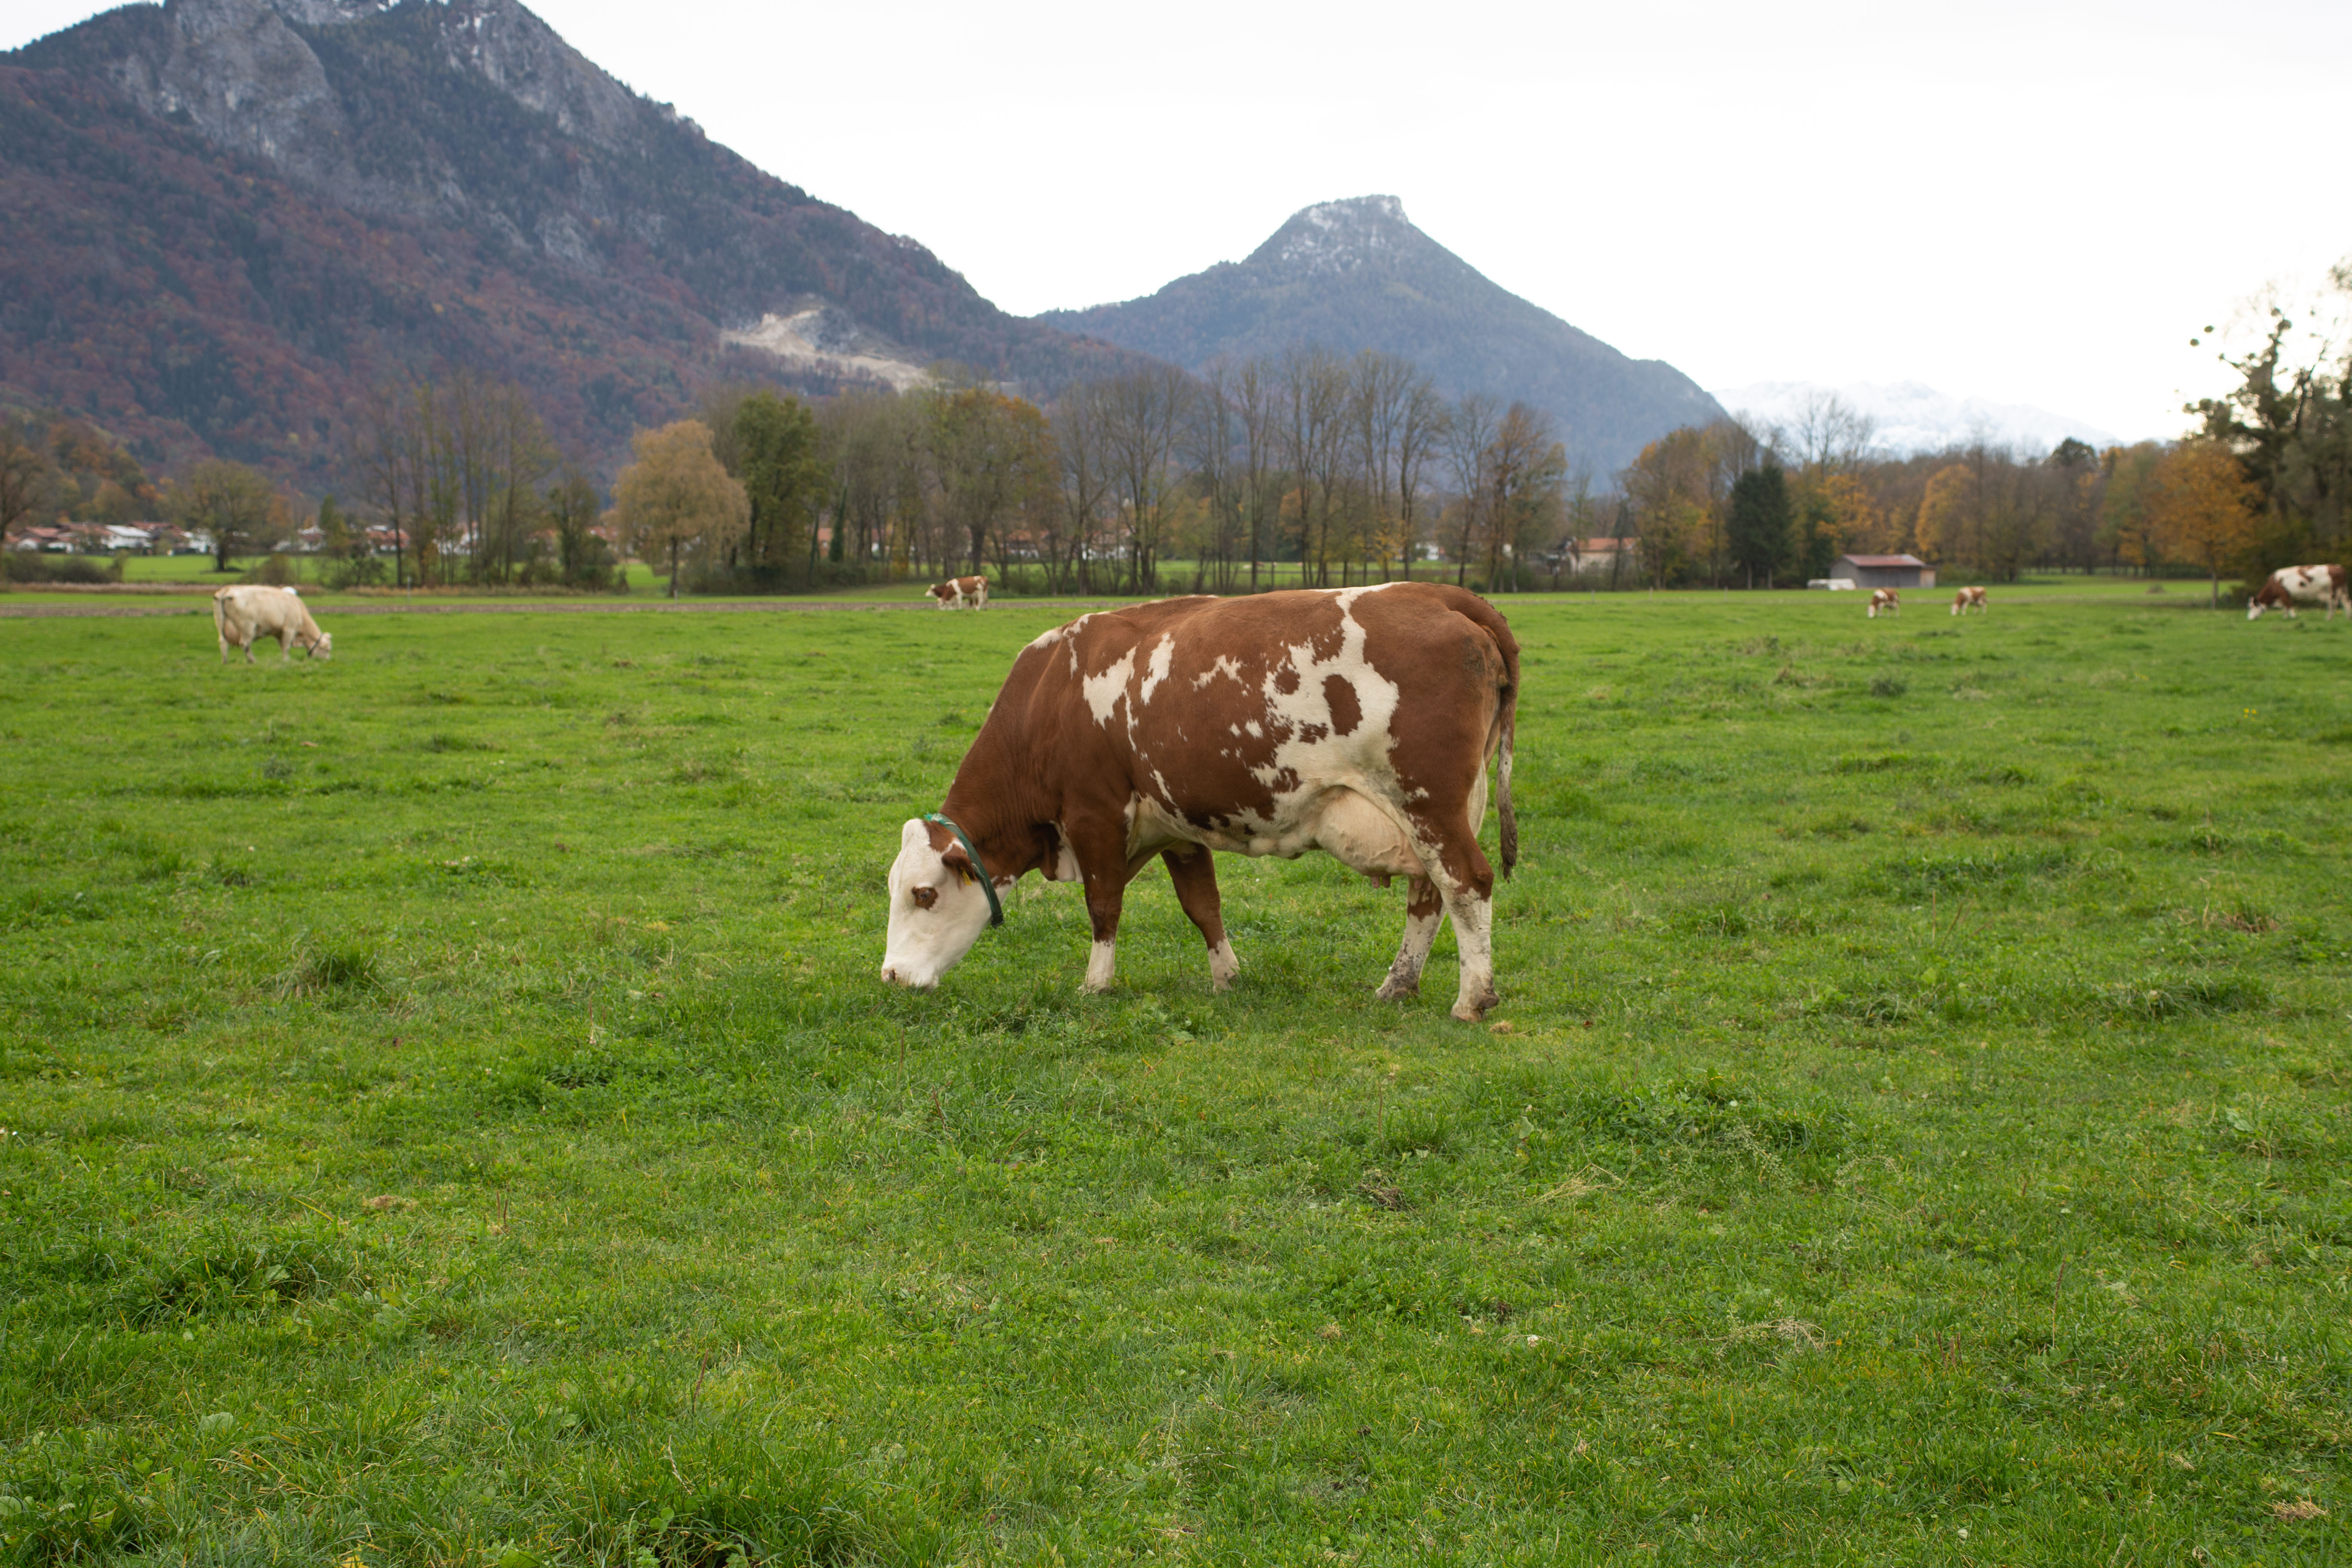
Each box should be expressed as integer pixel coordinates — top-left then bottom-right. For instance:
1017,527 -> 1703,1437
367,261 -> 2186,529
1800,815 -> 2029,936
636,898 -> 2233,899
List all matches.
880,818 -> 995,989
1083,938 -> 1118,993
1083,649 -> 1137,727
1208,938 -> 1240,991
1137,634 -> 1176,706
1443,889 -> 1497,1022
1243,719 -> 1262,739
1193,654 -> 1245,691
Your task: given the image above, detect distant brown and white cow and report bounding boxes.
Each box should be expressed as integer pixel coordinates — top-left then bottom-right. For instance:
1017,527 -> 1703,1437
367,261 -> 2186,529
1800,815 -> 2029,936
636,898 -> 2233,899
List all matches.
212,585 -> 331,665
881,582 -> 1519,1020
1868,588 -> 1901,619
1951,585 -> 1988,616
2247,564 -> 2347,621
926,575 -> 989,610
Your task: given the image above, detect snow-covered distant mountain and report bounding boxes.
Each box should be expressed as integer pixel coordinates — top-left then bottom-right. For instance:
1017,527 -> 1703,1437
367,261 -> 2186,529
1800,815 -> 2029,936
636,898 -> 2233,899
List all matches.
1710,381 -> 2126,457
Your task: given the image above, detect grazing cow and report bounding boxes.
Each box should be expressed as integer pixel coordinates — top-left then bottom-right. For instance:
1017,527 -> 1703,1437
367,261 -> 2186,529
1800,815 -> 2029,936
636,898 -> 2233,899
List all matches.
1952,586 -> 1988,616
881,582 -> 1519,1020
2247,564 -> 2347,621
927,575 -> 989,610
1868,588 -> 1901,619
213,585 -> 331,665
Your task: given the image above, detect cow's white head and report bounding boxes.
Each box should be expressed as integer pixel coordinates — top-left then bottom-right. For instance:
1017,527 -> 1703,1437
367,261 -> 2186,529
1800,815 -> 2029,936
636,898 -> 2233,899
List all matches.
309,631 -> 334,659
880,818 -> 995,989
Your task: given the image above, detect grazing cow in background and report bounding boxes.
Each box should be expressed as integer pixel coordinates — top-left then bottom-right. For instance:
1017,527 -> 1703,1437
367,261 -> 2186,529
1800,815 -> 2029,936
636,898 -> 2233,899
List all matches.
2247,564 -> 2347,621
1868,588 -> 1901,619
213,585 -> 331,665
1952,586 -> 1988,616
927,575 -> 989,610
881,582 -> 1519,1020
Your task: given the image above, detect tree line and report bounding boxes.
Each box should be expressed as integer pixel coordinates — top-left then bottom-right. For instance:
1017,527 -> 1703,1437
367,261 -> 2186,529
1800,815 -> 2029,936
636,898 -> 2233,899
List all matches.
12,264 -> 2341,604
1618,270 -> 2350,597
598,350 -> 1587,597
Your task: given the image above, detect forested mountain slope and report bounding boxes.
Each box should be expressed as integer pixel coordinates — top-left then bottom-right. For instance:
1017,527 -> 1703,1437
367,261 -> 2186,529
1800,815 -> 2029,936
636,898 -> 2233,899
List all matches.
1042,196 -> 1724,473
0,0 -> 1145,483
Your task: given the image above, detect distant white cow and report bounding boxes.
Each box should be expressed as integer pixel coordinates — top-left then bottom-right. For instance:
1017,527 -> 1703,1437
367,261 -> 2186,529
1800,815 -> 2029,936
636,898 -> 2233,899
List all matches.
1868,588 -> 1901,619
1952,586 -> 1988,616
213,585 -> 331,665
927,575 -> 989,610
2247,564 -> 2347,621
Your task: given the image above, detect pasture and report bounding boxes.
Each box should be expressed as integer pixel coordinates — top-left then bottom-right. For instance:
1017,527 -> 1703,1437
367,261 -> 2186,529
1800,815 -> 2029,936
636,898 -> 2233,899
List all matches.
1,585 -> 2346,1567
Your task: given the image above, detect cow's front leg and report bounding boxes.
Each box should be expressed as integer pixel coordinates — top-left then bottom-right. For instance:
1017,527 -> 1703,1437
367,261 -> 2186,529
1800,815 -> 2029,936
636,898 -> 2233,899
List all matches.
1161,844 -> 1237,991
1376,876 -> 1446,1000
1063,820 -> 1135,995
279,631 -> 296,665
1081,875 -> 1126,992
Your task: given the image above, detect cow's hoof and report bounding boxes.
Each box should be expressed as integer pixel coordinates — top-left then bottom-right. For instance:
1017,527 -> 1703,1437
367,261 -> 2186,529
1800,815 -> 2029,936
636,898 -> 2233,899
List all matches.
1451,989 -> 1501,1023
1375,973 -> 1420,1002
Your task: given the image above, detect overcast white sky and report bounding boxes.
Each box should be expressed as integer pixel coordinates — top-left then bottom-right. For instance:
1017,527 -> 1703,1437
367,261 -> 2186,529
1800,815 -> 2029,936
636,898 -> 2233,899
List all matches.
10,0 -> 2349,438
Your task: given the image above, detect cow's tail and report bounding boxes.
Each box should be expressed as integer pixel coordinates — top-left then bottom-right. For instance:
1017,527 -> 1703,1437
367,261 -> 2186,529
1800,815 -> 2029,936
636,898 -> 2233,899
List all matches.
211,589 -> 227,648
1460,592 -> 1520,880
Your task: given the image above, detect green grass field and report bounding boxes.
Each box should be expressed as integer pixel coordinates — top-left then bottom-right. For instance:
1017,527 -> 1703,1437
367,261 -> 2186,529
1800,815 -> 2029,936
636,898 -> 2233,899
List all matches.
2,585 -> 2346,1567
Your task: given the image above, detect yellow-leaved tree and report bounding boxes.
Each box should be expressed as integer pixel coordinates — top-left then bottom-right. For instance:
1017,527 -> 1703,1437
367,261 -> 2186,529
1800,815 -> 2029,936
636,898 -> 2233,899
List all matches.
2145,440 -> 2259,607
1914,464 -> 1974,565
612,420 -> 748,599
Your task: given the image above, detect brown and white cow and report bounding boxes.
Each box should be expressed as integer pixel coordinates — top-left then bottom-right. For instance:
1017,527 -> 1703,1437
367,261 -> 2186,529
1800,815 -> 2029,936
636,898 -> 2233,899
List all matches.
2247,564 -> 2347,621
213,585 -> 331,665
881,582 -> 1519,1020
1868,588 -> 1901,619
927,575 -> 989,610
1951,585 -> 1988,616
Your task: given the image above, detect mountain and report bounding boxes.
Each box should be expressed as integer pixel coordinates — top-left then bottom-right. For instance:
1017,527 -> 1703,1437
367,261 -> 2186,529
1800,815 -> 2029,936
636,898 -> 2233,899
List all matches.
0,0 -> 1148,485
1038,196 -> 1725,474
1711,380 -> 2127,458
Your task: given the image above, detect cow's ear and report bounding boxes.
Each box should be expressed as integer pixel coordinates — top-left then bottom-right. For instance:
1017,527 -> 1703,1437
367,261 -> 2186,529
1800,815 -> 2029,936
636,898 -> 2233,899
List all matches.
940,843 -> 977,885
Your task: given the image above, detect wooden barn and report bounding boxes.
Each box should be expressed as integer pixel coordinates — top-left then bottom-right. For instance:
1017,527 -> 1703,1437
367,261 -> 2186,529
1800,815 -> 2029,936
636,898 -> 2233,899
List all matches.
1836,553 -> 1937,589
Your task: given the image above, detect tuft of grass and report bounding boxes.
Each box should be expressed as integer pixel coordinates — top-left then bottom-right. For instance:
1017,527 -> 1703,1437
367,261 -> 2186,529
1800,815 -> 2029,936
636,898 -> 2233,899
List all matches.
271,940 -> 380,997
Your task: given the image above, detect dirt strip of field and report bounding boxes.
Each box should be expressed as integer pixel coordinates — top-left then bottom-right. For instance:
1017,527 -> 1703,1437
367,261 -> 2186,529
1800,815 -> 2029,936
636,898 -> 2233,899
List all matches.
0,597 -> 1127,620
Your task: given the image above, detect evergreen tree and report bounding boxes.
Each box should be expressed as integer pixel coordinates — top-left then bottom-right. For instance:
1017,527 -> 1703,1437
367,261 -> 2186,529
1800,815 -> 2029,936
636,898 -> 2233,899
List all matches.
734,392 -> 827,587
1726,462 -> 1792,587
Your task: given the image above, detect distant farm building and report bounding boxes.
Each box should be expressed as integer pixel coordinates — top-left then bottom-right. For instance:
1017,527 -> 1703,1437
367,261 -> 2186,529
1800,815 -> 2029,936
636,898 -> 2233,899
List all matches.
1546,538 -> 1639,578
1836,553 -> 1936,589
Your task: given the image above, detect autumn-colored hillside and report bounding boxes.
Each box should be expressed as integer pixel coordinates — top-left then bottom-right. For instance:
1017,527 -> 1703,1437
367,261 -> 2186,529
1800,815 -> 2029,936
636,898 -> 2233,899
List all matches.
0,0 -> 1148,488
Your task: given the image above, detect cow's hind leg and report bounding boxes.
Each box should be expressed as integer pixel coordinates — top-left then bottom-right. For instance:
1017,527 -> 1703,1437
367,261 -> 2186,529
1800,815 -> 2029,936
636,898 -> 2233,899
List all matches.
1377,877 -> 1445,1000
1439,880 -> 1499,1022
1413,839 -> 1499,1021
1161,844 -> 1237,991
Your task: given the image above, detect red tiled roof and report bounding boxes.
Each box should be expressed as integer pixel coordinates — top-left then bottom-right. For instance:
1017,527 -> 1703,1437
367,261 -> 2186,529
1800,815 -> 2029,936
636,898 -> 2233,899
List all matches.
1839,554 -> 1929,567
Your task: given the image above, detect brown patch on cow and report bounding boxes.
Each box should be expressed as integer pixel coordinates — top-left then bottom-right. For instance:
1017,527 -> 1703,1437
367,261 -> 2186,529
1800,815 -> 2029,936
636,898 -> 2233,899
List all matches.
1274,662 -> 1300,695
1324,674 -> 1362,736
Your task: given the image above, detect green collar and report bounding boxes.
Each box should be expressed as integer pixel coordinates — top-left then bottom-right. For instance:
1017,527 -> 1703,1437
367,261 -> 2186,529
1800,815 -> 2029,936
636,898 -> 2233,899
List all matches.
923,812 -> 1004,928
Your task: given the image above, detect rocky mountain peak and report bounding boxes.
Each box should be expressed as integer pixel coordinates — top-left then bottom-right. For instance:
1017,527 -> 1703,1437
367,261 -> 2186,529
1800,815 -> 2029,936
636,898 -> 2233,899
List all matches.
1249,195 -> 1420,277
